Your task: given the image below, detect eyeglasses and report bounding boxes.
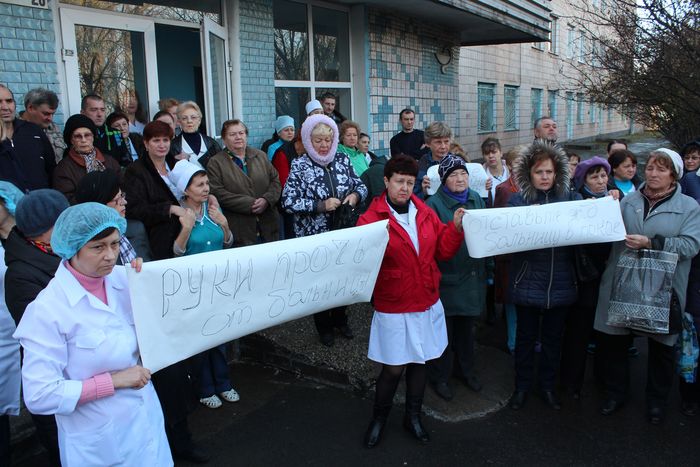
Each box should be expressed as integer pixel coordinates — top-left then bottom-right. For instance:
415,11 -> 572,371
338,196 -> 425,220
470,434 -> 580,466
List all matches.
180,115 -> 201,122
683,155 -> 700,161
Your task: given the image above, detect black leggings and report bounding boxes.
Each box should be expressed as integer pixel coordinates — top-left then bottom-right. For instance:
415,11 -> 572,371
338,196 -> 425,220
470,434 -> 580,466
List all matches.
374,363 -> 426,409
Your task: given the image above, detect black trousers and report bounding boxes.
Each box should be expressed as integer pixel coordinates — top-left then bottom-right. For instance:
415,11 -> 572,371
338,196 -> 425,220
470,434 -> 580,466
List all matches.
30,413 -> 61,466
313,306 -> 348,336
429,316 -> 476,384
151,360 -> 194,452
560,301 -> 597,392
0,415 -> 9,466
514,306 -> 568,392
597,332 -> 675,405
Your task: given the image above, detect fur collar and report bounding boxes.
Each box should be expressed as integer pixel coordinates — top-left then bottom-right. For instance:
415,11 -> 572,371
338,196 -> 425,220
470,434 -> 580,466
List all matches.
513,139 -> 570,203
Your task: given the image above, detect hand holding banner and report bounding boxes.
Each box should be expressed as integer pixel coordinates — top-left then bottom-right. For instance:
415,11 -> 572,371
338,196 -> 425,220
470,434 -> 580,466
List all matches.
462,196 -> 626,258
127,221 -> 389,372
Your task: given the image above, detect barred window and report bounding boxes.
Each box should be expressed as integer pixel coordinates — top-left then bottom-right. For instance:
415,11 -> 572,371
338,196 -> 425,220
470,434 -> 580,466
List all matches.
504,85 -> 518,131
477,83 -> 496,133
530,88 -> 543,127
576,93 -> 585,124
548,90 -> 558,121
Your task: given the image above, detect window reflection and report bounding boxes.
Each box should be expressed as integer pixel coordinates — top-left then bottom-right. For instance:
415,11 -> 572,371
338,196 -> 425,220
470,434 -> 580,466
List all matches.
274,0 -> 309,81
275,87 -> 310,125
312,6 -> 350,82
61,0 -> 221,24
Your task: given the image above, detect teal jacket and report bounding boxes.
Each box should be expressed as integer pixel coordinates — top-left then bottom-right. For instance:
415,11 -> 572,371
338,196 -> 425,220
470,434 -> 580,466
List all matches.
426,188 -> 491,317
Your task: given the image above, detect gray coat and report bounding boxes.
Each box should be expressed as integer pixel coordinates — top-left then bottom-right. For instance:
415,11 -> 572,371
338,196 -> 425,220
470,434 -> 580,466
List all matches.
594,185 -> 700,345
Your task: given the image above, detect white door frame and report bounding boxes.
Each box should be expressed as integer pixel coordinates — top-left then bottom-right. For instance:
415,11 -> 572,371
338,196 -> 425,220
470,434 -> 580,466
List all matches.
201,16 -> 233,138
59,7 -> 160,117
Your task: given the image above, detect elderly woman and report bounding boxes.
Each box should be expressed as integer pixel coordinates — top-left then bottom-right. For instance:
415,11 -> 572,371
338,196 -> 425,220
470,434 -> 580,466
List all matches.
261,115 -> 295,159
357,155 -> 465,448
122,120 -> 210,462
416,122 -> 452,198
559,157 -> 620,399
106,111 -> 144,166
13,203 -> 172,466
425,155 -> 489,400
75,169 -> 152,263
282,114 -> 367,346
169,101 -> 221,168
0,182 -> 23,464
338,120 -> 369,177
594,149 -> 700,424
608,149 -> 641,195
507,140 -> 581,411
53,114 -> 121,204
208,119 -> 281,246
168,160 -> 238,410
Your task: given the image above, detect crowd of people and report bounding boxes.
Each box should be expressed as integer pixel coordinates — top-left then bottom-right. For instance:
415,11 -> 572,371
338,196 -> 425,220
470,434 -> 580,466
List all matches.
1,82 -> 699,464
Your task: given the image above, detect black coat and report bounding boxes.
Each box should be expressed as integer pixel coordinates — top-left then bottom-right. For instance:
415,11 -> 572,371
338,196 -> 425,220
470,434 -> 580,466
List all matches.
3,227 -> 61,325
123,154 -> 180,260
0,119 -> 55,192
169,133 -> 221,168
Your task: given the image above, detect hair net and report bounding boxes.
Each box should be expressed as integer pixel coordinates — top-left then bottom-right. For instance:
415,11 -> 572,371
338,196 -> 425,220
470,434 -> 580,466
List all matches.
51,202 -> 127,260
0,181 -> 24,216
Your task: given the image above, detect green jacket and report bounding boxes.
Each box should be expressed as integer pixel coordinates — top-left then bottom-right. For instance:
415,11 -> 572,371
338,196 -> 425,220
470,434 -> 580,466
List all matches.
426,188 -> 491,317
338,144 -> 369,176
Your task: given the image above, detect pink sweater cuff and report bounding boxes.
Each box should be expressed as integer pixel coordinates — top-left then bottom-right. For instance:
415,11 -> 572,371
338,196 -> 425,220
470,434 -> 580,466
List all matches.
78,372 -> 115,405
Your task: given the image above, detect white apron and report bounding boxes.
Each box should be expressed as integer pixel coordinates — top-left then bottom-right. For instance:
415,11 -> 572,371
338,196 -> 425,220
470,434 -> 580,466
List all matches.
0,245 -> 20,416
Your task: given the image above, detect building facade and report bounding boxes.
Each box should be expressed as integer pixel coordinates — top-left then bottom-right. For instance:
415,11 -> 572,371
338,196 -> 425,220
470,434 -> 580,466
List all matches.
0,0 -> 627,158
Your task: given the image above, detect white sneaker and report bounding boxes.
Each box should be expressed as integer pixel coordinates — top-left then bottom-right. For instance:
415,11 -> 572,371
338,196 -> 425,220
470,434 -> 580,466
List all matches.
219,388 -> 240,403
199,394 -> 222,409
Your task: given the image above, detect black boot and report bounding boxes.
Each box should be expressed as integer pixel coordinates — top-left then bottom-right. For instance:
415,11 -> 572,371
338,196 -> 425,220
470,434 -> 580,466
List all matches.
364,404 -> 390,448
403,397 -> 429,443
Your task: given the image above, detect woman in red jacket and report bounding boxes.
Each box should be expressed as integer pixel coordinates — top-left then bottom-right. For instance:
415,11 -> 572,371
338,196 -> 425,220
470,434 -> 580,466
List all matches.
357,154 -> 465,448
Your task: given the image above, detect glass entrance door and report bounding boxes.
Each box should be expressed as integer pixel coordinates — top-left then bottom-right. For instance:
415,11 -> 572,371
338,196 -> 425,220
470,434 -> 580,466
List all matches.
60,8 -> 160,118
201,17 -> 232,139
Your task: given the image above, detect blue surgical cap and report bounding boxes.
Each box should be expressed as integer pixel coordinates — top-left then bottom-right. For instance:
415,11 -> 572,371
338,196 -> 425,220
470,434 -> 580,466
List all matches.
0,182 -> 24,216
51,202 -> 127,260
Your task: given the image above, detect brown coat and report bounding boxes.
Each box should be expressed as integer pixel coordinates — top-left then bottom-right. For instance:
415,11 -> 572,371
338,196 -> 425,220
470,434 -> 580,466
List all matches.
52,148 -> 121,204
207,147 -> 281,246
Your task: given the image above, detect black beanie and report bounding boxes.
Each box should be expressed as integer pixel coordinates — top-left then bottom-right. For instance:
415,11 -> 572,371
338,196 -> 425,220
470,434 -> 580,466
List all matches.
75,169 -> 120,205
438,154 -> 469,184
63,114 -> 98,147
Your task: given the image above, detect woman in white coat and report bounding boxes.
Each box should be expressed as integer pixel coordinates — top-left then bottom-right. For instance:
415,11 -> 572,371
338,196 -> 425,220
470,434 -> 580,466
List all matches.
14,203 -> 172,466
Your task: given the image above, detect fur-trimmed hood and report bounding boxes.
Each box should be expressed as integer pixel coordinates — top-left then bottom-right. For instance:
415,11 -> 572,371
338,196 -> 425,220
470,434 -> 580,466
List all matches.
512,139 -> 570,203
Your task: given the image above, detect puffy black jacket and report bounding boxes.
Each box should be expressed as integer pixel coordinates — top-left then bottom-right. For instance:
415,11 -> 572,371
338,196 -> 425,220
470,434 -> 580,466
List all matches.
0,119 -> 55,192
3,227 -> 61,325
507,141 -> 580,309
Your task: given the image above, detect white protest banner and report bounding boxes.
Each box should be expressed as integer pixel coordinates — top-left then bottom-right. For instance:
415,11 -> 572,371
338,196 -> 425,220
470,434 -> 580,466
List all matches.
426,163 -> 489,197
462,196 -> 626,258
127,220 -> 389,372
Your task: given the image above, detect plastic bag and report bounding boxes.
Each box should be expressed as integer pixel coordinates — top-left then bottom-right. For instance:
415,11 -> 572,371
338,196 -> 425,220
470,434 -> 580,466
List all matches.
606,249 -> 678,334
676,312 -> 699,383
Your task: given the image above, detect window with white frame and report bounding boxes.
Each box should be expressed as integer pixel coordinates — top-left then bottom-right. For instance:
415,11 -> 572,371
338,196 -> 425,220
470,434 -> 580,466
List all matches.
548,17 -> 559,54
273,0 -> 352,124
566,27 -> 575,59
504,85 -> 518,131
576,93 -> 585,124
477,83 -> 496,133
531,88 -> 543,127
548,90 -> 558,121
578,31 -> 586,62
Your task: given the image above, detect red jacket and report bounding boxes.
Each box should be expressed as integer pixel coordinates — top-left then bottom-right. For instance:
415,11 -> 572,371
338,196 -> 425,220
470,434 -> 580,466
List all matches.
357,193 -> 464,313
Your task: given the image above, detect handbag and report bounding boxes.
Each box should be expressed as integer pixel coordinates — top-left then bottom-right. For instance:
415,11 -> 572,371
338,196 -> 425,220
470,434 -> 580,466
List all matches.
574,246 -> 599,283
676,312 -> 699,383
606,248 -> 679,334
331,202 -> 359,230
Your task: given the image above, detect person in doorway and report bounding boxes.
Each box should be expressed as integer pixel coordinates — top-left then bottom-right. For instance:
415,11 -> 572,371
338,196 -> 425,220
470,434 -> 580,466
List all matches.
120,90 -> 148,135
282,114 -> 366,346
14,203 -> 172,466
357,154 -> 465,448
319,91 -> 346,124
170,101 -> 221,168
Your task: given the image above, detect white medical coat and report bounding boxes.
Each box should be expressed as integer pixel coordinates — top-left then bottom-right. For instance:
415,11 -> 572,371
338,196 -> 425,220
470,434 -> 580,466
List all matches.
14,262 -> 172,466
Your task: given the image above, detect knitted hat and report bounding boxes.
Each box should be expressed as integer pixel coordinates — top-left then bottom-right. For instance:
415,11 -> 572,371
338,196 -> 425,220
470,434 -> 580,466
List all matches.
15,189 -> 69,238
75,169 -> 121,205
63,114 -> 98,146
305,100 -> 322,116
654,148 -> 683,178
275,115 -> 295,134
169,159 -> 206,196
438,154 -> 469,184
573,156 -> 610,190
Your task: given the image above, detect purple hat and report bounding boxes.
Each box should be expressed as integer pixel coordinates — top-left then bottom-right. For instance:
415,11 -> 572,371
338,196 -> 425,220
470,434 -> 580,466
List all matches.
573,156 -> 610,190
